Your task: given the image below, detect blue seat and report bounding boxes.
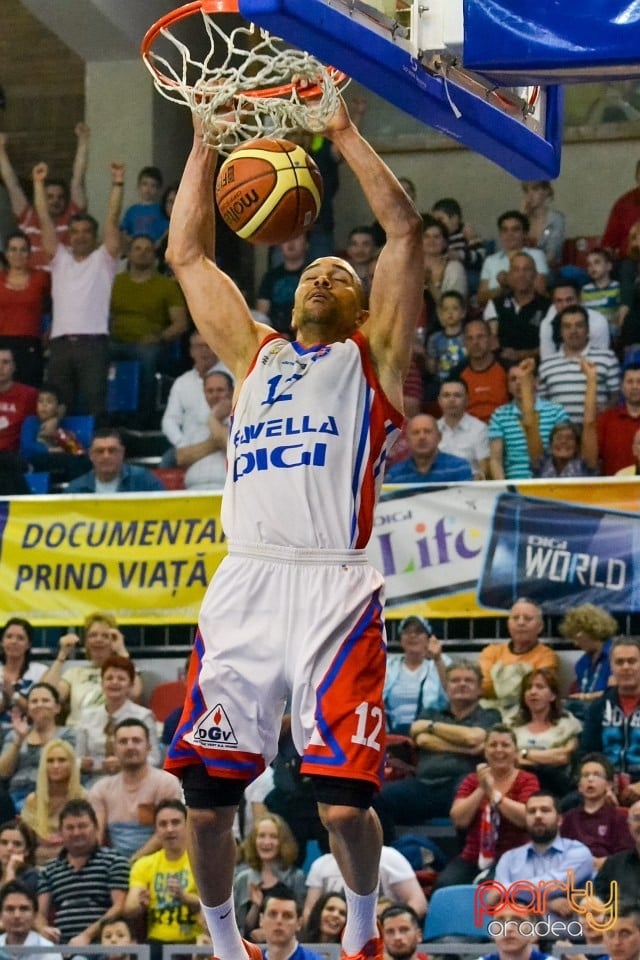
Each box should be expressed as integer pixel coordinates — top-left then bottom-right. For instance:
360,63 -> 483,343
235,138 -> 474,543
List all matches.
24,472 -> 50,494
107,360 -> 140,413
423,884 -> 491,941
61,414 -> 94,451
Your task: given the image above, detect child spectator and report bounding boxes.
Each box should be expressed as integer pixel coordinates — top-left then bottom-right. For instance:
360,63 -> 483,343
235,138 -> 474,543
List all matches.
426,291 -> 467,382
97,916 -> 137,960
120,166 -> 169,247
431,197 -> 485,294
561,753 -> 633,870
19,384 -> 91,484
582,248 -> 623,343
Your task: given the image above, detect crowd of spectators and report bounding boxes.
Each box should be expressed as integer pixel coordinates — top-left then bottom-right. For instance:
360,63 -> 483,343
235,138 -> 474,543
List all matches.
2,130 -> 640,492
3,120 -> 640,958
0,598 -> 631,953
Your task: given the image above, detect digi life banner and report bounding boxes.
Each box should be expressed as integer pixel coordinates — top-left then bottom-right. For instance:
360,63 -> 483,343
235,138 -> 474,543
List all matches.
0,492 -> 226,625
1,479 -> 640,624
371,477 -> 640,621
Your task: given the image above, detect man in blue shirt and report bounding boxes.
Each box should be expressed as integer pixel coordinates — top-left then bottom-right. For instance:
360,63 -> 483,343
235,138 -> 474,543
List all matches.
66,427 -> 165,493
260,889 -> 323,960
493,792 -> 593,937
386,413 -> 473,484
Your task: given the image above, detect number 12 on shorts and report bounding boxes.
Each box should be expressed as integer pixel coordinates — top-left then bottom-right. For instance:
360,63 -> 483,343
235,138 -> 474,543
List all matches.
351,701 -> 383,751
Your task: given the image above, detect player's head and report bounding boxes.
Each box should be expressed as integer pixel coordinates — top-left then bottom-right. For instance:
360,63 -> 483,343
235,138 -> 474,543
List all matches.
292,257 -> 366,340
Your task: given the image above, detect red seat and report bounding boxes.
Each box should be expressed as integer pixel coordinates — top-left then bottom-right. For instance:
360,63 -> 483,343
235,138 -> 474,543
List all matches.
149,680 -> 187,722
152,467 -> 186,490
561,235 -> 602,269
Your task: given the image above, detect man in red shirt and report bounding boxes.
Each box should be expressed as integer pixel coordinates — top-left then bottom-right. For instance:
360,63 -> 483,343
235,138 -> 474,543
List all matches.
0,124 -> 90,270
602,160 -> 640,305
451,319 -> 509,423
597,362 -> 640,474
0,348 -> 37,453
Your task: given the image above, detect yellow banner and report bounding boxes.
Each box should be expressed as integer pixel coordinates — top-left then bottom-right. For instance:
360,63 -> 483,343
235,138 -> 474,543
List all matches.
2,478 -> 640,625
0,493 -> 225,625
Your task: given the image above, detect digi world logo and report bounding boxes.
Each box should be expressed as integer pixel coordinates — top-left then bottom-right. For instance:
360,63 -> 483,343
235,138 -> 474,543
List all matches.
474,872 -> 619,937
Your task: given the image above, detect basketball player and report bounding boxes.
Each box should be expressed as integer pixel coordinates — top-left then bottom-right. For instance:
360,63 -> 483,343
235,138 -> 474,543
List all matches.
165,96 -> 423,960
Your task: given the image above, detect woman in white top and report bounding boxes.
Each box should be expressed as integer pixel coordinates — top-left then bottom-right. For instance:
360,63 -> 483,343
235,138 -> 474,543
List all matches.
512,668 -> 582,795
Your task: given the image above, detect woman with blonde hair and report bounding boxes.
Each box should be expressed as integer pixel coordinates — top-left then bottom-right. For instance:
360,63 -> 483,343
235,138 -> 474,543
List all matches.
559,603 -> 618,716
20,738 -> 86,864
233,812 -> 306,939
41,611 -> 142,724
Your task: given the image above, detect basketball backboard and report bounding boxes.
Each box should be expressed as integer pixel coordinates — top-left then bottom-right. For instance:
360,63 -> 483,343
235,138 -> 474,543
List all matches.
463,0 -> 640,85
238,0 -> 563,179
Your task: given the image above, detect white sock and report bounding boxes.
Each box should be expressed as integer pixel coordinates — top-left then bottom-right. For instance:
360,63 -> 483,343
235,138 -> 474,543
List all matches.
342,884 -> 379,956
201,896 -> 246,960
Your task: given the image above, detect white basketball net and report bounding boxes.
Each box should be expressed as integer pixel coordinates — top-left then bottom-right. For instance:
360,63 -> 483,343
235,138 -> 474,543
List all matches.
145,11 -> 348,154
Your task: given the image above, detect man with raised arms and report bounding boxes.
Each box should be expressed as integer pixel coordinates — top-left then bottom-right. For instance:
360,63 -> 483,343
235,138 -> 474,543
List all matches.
163,97 -> 423,960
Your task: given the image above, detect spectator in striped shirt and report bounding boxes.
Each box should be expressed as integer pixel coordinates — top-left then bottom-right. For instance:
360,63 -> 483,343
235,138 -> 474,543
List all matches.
537,305 -> 621,423
36,798 -> 129,946
488,361 -> 570,479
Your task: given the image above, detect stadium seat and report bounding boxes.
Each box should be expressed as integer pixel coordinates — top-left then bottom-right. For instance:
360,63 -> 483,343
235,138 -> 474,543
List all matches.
24,472 -> 50,494
61,414 -> 95,451
423,884 -> 491,941
149,679 -> 187,722
107,360 -> 140,413
151,467 -> 186,490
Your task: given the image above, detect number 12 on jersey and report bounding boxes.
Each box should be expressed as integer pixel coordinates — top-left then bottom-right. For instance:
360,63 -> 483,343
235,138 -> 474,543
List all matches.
351,701 -> 383,751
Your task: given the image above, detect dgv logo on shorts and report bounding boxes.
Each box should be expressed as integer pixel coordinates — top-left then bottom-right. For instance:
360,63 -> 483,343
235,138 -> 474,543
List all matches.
192,703 -> 238,748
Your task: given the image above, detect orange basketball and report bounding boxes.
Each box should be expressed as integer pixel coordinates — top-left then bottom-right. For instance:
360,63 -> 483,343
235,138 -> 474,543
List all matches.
215,138 -> 323,245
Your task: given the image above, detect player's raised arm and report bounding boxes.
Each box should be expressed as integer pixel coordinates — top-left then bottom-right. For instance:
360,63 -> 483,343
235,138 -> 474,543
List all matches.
166,118 -> 273,380
324,98 -> 423,407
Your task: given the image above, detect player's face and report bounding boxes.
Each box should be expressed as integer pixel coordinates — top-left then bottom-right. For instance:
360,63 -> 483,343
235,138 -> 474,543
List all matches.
294,258 -> 363,340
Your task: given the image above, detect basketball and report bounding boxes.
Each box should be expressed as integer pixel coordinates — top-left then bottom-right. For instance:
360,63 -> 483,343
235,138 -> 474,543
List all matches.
215,138 -> 323,246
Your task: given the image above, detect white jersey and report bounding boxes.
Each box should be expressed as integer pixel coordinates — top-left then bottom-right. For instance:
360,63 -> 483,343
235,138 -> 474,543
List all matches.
222,332 -> 402,550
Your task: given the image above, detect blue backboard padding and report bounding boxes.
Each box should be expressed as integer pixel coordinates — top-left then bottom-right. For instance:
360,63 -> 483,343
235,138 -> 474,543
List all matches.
464,0 -> 640,83
239,0 -> 563,180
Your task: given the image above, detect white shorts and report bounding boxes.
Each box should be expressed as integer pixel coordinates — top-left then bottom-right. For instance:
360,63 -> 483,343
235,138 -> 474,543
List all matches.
165,541 -> 388,787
